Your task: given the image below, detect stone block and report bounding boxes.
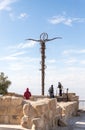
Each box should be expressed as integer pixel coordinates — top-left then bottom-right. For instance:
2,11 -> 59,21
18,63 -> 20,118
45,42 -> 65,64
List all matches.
1,96 -> 11,106
9,115 -> 21,124
0,98 -> 3,106
48,98 -> 57,120
0,116 -> 9,124
21,115 -> 32,129
8,105 -> 23,116
32,118 -> 45,130
58,118 -> 67,126
11,96 -> 23,106
35,102 -> 49,119
56,105 -> 62,117
0,106 -> 8,115
23,103 -> 38,118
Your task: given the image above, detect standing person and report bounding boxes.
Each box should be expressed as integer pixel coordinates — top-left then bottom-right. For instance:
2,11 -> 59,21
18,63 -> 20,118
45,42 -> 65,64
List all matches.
48,85 -> 54,98
24,88 -> 31,99
66,88 -> 69,101
58,82 -> 63,96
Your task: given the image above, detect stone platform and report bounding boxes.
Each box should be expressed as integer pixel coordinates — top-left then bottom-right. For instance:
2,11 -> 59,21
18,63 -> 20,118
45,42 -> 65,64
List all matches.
0,93 -> 79,130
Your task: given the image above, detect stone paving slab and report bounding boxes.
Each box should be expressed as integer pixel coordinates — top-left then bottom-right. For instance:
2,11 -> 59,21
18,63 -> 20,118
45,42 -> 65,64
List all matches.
56,111 -> 85,130
0,125 -> 30,130
75,121 -> 85,128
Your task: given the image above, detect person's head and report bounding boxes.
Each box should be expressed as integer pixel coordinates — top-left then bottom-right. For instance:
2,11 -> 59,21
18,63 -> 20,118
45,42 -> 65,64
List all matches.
26,88 -> 29,92
58,82 -> 60,85
51,85 -> 54,90
67,88 -> 69,91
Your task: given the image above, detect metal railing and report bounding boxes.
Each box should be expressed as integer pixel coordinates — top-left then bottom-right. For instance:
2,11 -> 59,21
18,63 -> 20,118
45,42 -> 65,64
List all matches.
79,100 -> 85,110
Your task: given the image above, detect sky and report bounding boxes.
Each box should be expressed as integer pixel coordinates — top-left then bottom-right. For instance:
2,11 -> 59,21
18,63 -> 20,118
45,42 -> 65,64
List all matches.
0,0 -> 85,99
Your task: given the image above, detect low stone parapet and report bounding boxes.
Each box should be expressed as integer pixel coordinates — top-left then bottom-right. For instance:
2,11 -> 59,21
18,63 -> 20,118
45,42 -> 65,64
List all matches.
0,96 -> 23,124
21,98 -> 58,130
57,101 -> 78,122
0,95 -> 79,130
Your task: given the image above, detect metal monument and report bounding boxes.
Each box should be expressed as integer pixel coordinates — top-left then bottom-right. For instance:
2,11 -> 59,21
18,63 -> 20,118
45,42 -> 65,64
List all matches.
27,32 -> 62,95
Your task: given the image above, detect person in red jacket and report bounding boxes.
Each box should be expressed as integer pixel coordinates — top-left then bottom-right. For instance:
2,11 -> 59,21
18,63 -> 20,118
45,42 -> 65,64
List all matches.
24,88 -> 31,99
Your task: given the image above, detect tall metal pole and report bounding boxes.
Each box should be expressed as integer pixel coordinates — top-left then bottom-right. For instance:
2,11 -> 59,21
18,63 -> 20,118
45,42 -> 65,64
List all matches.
40,41 -> 46,95
26,32 -> 62,95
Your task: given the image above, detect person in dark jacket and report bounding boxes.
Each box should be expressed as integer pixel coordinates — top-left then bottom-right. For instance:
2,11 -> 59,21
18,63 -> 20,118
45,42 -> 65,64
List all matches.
48,85 -> 54,98
57,82 -> 63,96
24,88 -> 31,99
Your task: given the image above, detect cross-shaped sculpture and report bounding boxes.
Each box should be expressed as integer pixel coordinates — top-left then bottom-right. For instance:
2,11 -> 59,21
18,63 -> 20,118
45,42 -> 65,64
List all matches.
26,32 -> 62,95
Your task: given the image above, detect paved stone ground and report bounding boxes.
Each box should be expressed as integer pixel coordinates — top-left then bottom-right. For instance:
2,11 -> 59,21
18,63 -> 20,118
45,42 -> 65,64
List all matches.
0,125 -> 30,130
56,110 -> 85,130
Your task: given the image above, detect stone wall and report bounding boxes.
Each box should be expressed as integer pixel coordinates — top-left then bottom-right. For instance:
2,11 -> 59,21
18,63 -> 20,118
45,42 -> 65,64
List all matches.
57,92 -> 79,102
0,95 -> 79,130
0,96 -> 23,124
21,98 -> 78,130
21,98 -> 58,130
57,101 -> 78,122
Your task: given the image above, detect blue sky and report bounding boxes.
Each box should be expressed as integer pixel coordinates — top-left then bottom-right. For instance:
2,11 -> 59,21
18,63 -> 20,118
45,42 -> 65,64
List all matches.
0,0 -> 85,99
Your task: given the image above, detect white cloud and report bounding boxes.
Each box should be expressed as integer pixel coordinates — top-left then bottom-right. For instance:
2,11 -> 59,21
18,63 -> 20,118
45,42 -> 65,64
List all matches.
10,51 -> 26,57
0,56 -> 17,61
7,56 -> 40,71
0,53 -> 40,73
0,51 -> 26,61
0,41 -> 39,73
63,49 -> 85,55
0,53 -> 39,63
9,12 -> 29,21
8,62 -> 24,71
18,13 -> 28,19
62,49 -> 85,66
47,59 -> 56,64
9,12 -> 15,20
48,15 -> 85,26
49,15 -> 65,24
80,60 -> 85,65
0,0 -> 17,11
8,41 -> 37,50
20,41 -> 37,48
64,58 -> 77,64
